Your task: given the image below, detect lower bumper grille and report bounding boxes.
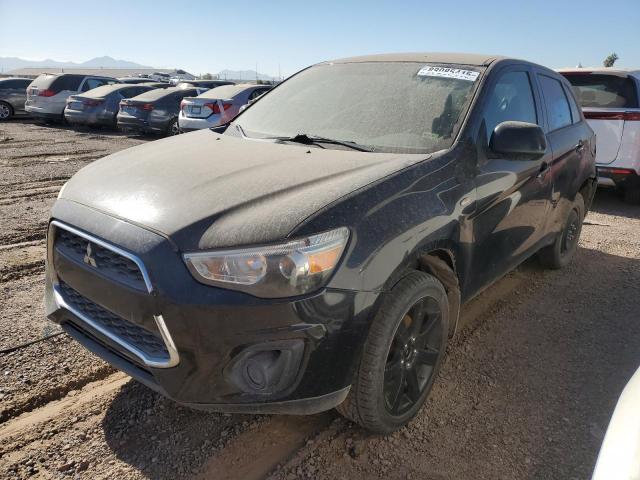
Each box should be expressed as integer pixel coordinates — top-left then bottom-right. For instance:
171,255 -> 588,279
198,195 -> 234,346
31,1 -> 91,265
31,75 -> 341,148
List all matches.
58,281 -> 170,361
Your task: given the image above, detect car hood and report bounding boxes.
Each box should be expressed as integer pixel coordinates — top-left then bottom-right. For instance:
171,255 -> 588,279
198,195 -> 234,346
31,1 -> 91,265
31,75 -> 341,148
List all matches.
60,129 -> 428,250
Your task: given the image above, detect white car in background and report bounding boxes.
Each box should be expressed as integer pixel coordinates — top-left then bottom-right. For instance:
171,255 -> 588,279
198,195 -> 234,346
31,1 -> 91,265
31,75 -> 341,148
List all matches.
560,69 -> 640,204
178,83 -> 271,132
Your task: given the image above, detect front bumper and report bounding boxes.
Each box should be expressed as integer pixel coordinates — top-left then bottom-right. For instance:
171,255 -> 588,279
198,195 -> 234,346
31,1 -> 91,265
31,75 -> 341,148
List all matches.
45,199 -> 377,413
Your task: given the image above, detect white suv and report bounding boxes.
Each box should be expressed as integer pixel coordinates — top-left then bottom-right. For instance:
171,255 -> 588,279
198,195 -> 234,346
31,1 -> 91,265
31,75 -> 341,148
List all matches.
25,73 -> 117,122
560,69 -> 640,203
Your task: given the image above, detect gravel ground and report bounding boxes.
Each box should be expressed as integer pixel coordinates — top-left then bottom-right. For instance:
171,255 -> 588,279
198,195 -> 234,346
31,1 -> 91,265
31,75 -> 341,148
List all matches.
1,120 -> 639,479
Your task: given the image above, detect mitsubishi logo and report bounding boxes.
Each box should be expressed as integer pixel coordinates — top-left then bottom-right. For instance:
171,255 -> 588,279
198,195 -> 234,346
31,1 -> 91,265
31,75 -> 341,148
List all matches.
83,242 -> 97,267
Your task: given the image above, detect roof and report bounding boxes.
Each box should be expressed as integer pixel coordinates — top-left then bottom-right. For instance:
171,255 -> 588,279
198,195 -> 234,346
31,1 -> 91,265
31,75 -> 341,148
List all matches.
557,67 -> 640,78
327,52 -> 507,66
131,86 -> 196,101
80,83 -> 152,98
3,67 -> 193,79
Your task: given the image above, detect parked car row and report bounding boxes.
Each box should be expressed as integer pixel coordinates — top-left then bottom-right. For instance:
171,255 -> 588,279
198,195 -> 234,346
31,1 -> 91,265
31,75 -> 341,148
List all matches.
0,73 -> 272,137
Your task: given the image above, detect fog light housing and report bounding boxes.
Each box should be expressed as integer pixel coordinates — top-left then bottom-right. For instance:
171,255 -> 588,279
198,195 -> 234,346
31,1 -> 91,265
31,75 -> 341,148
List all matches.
224,340 -> 304,396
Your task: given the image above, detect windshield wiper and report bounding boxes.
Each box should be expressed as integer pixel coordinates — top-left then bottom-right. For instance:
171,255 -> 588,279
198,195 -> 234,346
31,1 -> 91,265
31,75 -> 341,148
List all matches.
266,133 -> 373,152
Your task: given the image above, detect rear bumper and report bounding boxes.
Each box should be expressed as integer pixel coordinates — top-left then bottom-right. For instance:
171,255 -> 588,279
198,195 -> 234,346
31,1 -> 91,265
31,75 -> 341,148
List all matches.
117,113 -> 167,134
45,200 -> 377,414
596,166 -> 639,188
64,109 -> 115,127
178,115 -> 220,131
25,107 -> 62,121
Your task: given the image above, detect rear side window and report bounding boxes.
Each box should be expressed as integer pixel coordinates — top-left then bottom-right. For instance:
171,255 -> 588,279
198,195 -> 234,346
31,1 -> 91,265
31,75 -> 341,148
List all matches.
562,73 -> 639,108
538,75 -> 572,131
51,75 -> 83,92
81,78 -> 110,92
483,71 -> 538,140
249,88 -> 269,101
564,85 -> 582,124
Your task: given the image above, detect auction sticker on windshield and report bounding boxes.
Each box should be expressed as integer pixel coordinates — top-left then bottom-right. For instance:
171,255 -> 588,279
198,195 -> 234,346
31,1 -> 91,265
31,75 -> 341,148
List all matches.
417,66 -> 480,82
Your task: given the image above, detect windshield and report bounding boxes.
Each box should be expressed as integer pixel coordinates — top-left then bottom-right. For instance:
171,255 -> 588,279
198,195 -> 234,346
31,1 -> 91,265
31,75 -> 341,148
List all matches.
232,62 -> 481,154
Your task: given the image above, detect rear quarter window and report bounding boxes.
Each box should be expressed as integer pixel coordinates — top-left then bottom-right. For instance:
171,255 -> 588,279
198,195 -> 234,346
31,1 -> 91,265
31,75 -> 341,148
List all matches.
562,73 -> 639,108
51,75 -> 84,92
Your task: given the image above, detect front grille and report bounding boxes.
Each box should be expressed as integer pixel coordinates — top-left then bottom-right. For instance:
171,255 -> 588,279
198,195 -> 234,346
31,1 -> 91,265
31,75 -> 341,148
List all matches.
55,228 -> 147,291
59,281 -> 169,361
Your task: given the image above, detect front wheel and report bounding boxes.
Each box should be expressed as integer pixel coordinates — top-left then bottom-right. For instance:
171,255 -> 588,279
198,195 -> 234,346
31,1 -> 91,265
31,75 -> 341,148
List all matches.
538,193 -> 585,269
337,271 -> 449,433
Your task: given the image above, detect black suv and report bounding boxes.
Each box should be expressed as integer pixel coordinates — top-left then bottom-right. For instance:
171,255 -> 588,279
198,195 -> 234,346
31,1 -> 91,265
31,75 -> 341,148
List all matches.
45,53 -> 596,433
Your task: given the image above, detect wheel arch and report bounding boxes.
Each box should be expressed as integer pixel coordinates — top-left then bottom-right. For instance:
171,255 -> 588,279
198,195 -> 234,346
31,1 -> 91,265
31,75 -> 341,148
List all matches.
383,242 -> 463,337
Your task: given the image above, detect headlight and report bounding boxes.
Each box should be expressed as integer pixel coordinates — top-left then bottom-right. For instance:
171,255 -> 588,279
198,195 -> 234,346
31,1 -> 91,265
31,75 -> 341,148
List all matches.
183,227 -> 349,298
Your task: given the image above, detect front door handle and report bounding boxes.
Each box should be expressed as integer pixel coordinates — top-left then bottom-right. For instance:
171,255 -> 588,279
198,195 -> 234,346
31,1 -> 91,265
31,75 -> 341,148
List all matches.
575,140 -> 585,154
537,161 -> 550,179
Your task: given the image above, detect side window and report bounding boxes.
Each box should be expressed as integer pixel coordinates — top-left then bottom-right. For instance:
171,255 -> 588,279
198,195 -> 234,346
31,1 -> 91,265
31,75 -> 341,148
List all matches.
119,88 -> 137,99
563,84 -> 582,124
81,78 -> 109,92
52,75 -> 83,92
249,88 -> 268,101
1,80 -> 18,89
538,75 -> 572,131
483,71 -> 537,141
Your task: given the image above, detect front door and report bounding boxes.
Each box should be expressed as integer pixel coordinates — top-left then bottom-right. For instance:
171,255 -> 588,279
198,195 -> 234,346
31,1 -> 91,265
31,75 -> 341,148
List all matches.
467,66 -> 553,296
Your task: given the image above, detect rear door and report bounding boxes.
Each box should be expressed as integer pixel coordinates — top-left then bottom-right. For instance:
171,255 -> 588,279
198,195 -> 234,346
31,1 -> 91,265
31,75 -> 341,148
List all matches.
535,71 -> 591,225
469,65 -> 553,295
561,72 -> 639,164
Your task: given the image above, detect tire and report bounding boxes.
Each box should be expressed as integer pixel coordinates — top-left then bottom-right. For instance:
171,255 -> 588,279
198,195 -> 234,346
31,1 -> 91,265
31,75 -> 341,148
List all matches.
167,118 -> 180,136
538,192 -> 585,269
0,102 -> 13,121
624,178 -> 640,205
337,271 -> 449,433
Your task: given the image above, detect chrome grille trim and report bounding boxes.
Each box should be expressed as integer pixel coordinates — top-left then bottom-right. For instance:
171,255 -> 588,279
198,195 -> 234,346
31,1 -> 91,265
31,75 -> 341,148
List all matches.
48,220 -> 180,369
50,220 -> 154,293
53,284 -> 179,368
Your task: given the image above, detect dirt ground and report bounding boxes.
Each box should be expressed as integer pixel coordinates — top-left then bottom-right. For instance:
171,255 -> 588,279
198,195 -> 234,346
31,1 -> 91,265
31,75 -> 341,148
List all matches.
1,119 -> 639,480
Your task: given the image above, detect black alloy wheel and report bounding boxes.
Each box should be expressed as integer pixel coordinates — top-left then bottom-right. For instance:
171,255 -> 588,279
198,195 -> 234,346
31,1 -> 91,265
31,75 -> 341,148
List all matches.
384,297 -> 443,415
337,271 -> 449,433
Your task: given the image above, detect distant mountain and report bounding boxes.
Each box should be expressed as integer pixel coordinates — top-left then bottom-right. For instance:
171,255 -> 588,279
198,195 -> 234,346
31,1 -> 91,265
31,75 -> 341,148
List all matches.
216,69 -> 278,81
0,56 -> 151,72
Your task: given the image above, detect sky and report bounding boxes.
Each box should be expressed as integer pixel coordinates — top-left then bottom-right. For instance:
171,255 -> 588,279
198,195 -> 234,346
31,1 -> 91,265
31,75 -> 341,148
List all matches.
1,0 -> 639,77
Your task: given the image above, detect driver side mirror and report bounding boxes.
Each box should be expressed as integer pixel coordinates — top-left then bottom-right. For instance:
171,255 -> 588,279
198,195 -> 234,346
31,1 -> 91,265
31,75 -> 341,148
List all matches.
490,121 -> 547,158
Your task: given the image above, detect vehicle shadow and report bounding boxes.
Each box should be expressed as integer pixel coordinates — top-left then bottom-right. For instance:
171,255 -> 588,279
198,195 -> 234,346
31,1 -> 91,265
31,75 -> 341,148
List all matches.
407,246 -> 640,480
102,381 -> 254,479
590,188 -> 640,220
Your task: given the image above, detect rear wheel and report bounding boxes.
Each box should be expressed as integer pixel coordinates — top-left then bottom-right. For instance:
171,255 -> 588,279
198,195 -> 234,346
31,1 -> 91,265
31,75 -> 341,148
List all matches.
167,118 -> 180,136
538,192 -> 585,269
337,271 -> 449,433
0,102 -> 13,120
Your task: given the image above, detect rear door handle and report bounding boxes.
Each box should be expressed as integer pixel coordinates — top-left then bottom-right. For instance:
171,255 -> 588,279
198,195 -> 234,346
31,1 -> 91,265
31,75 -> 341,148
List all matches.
575,140 -> 585,154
